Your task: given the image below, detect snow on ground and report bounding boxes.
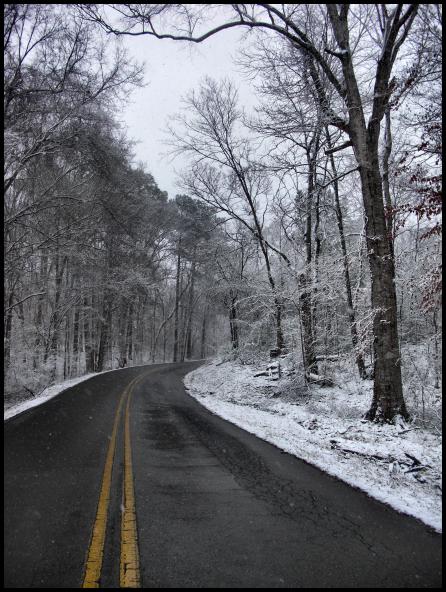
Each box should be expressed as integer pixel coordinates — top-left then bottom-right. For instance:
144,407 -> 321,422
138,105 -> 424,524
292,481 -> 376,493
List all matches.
3,362 -> 162,421
184,359 -> 442,533
4,373 -> 100,421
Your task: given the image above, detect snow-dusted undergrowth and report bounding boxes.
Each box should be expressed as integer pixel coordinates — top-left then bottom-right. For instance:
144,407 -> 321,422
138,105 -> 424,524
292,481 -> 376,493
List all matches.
184,359 -> 442,533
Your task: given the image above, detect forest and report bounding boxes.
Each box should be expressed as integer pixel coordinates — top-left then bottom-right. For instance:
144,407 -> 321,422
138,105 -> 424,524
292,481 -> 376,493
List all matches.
4,4 -> 442,428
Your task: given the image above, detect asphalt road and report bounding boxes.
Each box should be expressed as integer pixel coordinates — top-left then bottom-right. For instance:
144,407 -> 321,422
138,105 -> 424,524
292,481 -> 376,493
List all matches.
4,362 -> 442,588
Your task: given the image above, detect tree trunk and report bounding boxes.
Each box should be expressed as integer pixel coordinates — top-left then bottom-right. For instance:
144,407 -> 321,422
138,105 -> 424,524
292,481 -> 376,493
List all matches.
327,3 -> 410,421
126,302 -> 134,364
325,128 -> 367,379
432,310 -> 440,389
84,295 -> 95,373
200,304 -> 208,359
308,141 -> 321,356
312,180 -> 321,350
185,256 -> 196,360
97,293 -> 112,372
150,292 -> 157,362
4,290 -> 14,372
299,273 -> 318,376
72,304 -> 80,377
137,294 -> 146,365
34,251 -> 48,370
300,148 -> 318,370
118,299 -> 128,368
382,108 -> 395,259
229,294 -> 239,350
46,253 -> 67,381
63,316 -> 70,380
274,296 -> 284,351
358,147 -> 408,421
173,239 -> 181,362
180,299 -> 187,362
262,255 -> 284,352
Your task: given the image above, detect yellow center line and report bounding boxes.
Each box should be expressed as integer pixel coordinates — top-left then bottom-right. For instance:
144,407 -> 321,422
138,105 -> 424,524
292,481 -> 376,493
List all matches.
82,374 -> 142,588
120,376 -> 143,588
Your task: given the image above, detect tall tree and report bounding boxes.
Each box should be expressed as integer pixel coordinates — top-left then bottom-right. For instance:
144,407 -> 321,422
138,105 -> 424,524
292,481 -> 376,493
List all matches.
169,78 -> 289,352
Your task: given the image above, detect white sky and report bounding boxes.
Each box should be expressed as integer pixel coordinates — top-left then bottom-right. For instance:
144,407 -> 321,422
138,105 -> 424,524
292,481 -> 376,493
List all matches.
118,28 -> 257,199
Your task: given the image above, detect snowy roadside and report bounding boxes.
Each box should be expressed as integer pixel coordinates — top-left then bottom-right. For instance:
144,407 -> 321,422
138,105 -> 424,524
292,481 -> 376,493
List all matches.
4,362 -> 161,421
4,373 -> 101,421
184,359 -> 442,533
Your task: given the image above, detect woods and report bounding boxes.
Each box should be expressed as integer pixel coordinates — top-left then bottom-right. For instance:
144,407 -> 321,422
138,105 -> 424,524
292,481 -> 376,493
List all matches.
4,5 -> 228,402
4,4 -> 442,425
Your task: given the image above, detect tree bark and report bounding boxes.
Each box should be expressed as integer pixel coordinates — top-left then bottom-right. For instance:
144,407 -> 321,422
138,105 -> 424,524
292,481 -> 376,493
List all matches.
72,303 -> 80,377
45,253 -> 67,381
97,293 -> 112,372
229,293 -> 239,350
33,251 -> 48,370
4,290 -> 14,372
300,146 -> 319,372
325,128 -> 367,379
327,6 -> 409,420
63,316 -> 70,380
299,273 -> 318,376
173,239 -> 181,362
126,302 -> 133,364
382,107 -> 395,261
200,304 -> 208,359
359,155 -> 408,420
83,295 -> 95,373
185,254 -> 196,359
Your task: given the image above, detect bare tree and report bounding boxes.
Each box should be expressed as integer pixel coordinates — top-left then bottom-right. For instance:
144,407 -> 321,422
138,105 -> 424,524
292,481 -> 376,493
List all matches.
168,77 -> 289,352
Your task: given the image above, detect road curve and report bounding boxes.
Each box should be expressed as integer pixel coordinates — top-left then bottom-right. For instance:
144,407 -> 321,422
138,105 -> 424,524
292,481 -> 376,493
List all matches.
4,362 -> 442,588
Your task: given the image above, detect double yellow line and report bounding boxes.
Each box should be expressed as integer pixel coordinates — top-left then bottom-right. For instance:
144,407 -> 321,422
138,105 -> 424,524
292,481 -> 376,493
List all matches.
83,373 -> 147,588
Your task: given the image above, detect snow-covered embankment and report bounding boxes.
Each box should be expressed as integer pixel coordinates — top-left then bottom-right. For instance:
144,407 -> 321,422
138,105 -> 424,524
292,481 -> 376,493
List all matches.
184,360 -> 442,532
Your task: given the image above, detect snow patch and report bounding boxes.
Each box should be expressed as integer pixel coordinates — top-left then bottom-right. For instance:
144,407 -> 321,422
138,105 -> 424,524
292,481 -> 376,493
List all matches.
4,373 -> 99,421
184,359 -> 442,533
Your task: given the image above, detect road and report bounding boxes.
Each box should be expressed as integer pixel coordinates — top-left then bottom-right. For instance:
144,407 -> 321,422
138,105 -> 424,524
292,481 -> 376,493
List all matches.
4,362 -> 442,588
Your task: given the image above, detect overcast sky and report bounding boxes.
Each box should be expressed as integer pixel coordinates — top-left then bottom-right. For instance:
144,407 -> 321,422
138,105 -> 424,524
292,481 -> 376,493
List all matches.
118,28 -> 257,199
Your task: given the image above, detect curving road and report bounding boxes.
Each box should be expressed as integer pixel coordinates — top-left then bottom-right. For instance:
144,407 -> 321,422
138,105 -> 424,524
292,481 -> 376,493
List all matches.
4,362 -> 442,588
